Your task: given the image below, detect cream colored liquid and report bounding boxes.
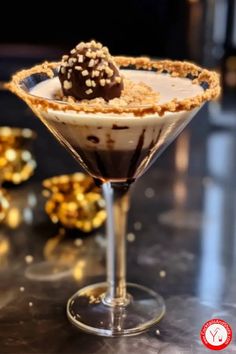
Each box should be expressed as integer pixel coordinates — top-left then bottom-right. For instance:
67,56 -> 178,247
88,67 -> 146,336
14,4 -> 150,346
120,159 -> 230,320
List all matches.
30,70 -> 203,181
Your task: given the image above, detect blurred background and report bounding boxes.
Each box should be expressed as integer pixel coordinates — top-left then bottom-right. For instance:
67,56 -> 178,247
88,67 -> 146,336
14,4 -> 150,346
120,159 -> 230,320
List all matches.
0,0 -> 235,71
1,2 -> 236,352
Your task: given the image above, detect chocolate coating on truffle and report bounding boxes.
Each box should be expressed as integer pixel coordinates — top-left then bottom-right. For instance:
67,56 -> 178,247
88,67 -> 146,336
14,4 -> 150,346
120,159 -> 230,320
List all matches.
58,40 -> 124,101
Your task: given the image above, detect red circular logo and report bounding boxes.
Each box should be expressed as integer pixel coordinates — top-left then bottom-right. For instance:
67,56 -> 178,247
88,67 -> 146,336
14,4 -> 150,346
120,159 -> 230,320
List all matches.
200,319 -> 232,351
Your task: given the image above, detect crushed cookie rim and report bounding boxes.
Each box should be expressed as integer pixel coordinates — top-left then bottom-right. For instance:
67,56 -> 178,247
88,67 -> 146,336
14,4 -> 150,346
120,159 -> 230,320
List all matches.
6,57 -> 221,117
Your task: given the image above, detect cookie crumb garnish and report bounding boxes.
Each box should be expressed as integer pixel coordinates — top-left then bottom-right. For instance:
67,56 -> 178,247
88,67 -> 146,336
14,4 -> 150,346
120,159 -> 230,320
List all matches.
8,56 -> 220,117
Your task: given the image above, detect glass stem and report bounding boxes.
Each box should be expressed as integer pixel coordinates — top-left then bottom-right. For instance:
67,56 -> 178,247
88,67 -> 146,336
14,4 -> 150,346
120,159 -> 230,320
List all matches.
102,182 -> 130,307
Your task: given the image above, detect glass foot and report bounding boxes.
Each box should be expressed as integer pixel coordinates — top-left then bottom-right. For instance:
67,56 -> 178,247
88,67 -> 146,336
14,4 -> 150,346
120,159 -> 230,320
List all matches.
67,282 -> 165,337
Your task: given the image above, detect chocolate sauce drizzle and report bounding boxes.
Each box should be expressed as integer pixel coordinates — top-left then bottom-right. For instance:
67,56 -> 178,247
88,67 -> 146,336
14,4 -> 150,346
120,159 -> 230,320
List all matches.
127,128 -> 146,178
112,124 -> 129,130
94,151 -> 109,177
87,135 -> 100,144
106,133 -> 115,150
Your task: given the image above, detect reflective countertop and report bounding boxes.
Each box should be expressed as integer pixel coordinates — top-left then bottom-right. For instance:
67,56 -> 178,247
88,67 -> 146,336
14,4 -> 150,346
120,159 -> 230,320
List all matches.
1,58 -> 236,353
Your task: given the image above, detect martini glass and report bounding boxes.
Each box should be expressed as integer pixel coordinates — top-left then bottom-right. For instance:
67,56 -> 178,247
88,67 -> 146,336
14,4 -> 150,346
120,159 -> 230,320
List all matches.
8,57 -> 220,337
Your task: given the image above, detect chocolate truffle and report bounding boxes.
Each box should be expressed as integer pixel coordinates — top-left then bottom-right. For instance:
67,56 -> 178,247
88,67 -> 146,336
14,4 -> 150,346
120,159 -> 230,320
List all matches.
58,40 -> 124,101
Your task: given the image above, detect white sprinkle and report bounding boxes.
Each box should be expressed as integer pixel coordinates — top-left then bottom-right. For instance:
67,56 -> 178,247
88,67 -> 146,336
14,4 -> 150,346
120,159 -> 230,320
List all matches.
159,270 -> 166,278
78,55 -> 84,63
85,51 -> 93,58
100,79 -> 106,86
156,329 -> 160,336
105,67 -> 113,77
70,49 -> 76,54
91,52 -> 97,59
25,255 -> 34,264
106,79 -> 111,84
20,286 -> 25,292
103,47 -> 109,54
67,72 -> 71,79
76,42 -> 85,50
96,49 -> 103,58
29,302 -> 33,307
75,66 -> 82,71
63,80 -> 72,90
74,238 -> 83,247
62,55 -> 69,60
68,58 -> 76,66
85,89 -> 93,95
88,59 -> 95,67
92,70 -> 100,77
60,67 -> 65,74
68,58 -> 73,65
127,233 -> 135,242
85,79 -> 92,87
144,187 -> 155,198
134,221 -> 142,231
115,77 -> 122,83
82,70 -> 89,76
91,80 -> 96,87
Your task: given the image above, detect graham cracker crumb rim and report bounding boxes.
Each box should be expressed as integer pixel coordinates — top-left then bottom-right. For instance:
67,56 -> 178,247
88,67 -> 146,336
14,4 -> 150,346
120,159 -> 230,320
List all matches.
7,57 -> 221,117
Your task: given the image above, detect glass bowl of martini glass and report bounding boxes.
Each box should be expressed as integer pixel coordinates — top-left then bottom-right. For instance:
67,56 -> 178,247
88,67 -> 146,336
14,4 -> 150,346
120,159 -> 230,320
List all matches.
7,41 -> 220,337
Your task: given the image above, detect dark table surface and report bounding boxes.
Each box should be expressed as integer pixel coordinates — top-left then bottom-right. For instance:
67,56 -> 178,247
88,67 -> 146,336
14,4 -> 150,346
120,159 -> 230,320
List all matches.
1,54 -> 236,354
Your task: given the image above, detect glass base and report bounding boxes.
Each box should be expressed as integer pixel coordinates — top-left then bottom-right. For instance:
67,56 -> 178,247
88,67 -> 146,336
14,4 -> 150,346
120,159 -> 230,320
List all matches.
67,282 -> 165,337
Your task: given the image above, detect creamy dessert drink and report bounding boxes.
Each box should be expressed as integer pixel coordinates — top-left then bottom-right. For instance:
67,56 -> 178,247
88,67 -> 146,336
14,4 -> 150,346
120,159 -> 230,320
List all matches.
8,40 -> 220,337
31,70 -> 202,182
25,40 -> 211,184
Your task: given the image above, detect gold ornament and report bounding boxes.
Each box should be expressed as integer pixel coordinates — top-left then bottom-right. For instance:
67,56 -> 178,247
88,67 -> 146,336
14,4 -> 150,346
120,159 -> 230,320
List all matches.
0,127 -> 36,184
43,173 -> 106,232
